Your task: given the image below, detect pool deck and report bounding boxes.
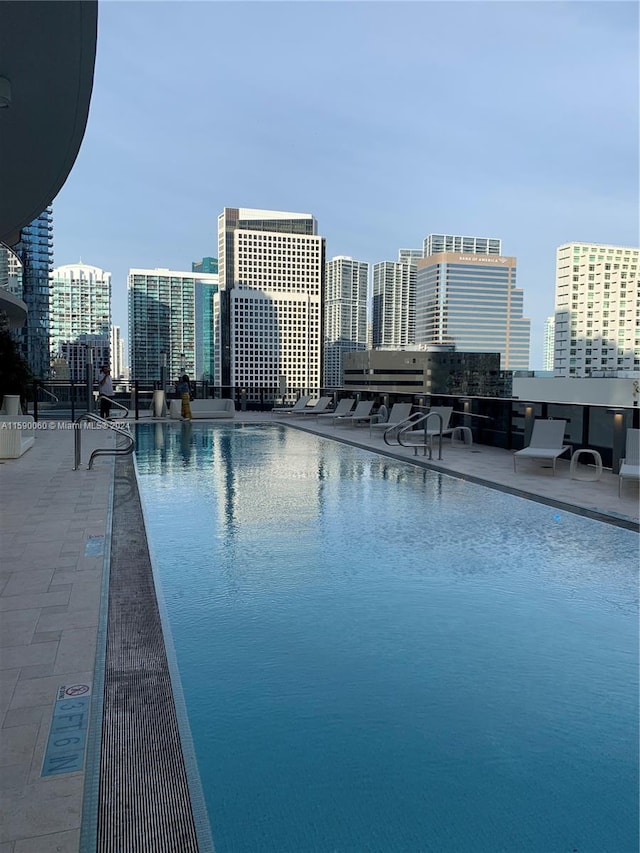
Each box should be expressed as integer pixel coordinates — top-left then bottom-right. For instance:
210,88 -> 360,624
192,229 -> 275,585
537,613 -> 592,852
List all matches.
0,413 -> 637,851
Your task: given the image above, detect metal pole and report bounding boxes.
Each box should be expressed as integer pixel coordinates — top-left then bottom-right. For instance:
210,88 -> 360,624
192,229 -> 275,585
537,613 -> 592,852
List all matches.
85,353 -> 94,414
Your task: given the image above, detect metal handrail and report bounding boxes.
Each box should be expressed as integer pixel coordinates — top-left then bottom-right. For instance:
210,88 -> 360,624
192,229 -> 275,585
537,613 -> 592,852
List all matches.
73,412 -> 135,470
395,411 -> 445,460
382,412 -> 424,445
97,394 -> 130,418
38,385 -> 59,403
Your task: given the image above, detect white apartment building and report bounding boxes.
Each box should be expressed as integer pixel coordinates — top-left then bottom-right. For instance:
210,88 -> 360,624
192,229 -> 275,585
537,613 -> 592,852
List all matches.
215,208 -> 325,395
543,315 -> 555,371
423,234 -> 502,257
50,262 -> 111,380
324,256 -> 369,387
553,242 -> 639,377
372,261 -> 416,349
110,325 -> 125,379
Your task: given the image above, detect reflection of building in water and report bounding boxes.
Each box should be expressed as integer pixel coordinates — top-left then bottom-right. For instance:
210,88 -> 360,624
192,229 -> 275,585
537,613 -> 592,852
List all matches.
210,426 -> 324,531
134,422 -> 214,474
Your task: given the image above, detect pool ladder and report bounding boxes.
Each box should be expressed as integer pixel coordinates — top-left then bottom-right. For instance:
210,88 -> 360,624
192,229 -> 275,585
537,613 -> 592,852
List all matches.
384,411 -> 446,460
73,412 -> 135,470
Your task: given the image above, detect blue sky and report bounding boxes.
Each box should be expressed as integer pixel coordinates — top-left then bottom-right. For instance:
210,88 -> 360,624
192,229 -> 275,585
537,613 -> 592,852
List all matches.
53,1 -> 639,368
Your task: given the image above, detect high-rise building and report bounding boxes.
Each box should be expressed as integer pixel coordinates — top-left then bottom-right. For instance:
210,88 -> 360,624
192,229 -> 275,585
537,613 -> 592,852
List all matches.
215,208 -> 325,394
56,334 -> 110,382
415,251 -> 530,370
192,259 -> 219,382
543,315 -> 555,371
192,257 -> 218,275
128,268 -> 217,382
398,248 -> 424,265
110,325 -> 125,380
50,262 -> 111,379
423,234 -> 502,257
324,256 -> 369,387
11,207 -> 53,377
553,242 -> 639,377
372,261 -> 416,349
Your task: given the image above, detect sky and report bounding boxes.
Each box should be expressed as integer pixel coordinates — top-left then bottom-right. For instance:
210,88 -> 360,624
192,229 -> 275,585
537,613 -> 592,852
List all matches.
52,0 -> 639,369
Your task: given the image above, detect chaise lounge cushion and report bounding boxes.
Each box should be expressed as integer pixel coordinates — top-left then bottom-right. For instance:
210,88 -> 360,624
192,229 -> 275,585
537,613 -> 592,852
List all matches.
169,398 -> 235,419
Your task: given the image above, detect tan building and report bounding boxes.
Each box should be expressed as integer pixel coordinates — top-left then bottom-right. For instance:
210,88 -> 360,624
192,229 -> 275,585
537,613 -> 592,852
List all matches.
414,252 -> 530,371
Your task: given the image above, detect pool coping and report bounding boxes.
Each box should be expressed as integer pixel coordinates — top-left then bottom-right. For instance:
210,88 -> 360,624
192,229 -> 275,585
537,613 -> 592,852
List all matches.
83,452 -> 214,852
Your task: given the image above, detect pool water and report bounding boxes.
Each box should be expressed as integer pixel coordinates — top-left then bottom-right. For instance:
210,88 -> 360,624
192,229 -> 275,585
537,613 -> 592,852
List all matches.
135,422 -> 639,853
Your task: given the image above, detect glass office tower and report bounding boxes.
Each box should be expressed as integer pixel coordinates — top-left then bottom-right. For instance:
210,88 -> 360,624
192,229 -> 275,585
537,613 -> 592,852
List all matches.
415,252 -> 530,371
12,207 -> 53,377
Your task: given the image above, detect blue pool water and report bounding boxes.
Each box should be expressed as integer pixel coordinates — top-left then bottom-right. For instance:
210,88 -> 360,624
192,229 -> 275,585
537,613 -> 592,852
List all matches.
135,422 -> 639,853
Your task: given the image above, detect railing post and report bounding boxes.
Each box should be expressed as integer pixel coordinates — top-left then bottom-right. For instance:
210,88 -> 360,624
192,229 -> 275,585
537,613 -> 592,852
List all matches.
134,381 -> 139,420
33,380 -> 39,422
70,380 -> 75,421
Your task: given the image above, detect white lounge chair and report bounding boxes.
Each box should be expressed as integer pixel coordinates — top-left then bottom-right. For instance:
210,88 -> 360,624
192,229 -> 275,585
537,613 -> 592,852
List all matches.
293,396 -> 333,416
369,403 -> 413,436
271,395 -> 311,415
333,399 -> 374,427
316,398 -> 354,422
619,428 -> 640,497
513,419 -> 570,475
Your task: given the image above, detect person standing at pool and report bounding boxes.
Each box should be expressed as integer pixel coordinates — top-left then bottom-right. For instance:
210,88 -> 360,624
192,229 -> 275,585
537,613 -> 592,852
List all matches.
98,366 -> 114,419
177,374 -> 192,420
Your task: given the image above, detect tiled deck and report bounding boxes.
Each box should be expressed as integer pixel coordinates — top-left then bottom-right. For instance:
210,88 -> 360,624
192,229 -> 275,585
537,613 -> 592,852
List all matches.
0,413 -> 637,851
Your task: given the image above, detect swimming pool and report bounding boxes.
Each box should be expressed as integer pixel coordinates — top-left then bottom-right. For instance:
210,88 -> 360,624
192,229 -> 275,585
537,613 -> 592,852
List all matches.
135,421 -> 639,853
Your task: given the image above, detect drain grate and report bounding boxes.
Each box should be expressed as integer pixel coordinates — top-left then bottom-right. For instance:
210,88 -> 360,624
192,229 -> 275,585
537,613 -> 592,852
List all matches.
97,457 -> 200,852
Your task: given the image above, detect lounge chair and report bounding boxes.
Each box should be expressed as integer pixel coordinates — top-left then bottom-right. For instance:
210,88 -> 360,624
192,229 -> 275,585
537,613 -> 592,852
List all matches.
513,419 -> 570,475
333,399 -> 374,427
293,396 -> 333,416
271,395 -> 311,415
619,428 -> 640,497
369,403 -> 413,436
316,398 -> 354,422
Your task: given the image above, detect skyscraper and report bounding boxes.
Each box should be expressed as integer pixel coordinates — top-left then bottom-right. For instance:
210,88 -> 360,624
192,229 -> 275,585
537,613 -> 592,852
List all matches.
50,262 -> 111,379
372,261 -> 415,349
543,315 -> 555,371
553,242 -> 639,377
128,268 -> 217,382
192,257 -> 218,275
215,208 -> 325,394
110,325 -> 125,380
192,258 -> 219,382
324,256 -> 369,387
12,207 -> 53,377
415,251 -> 530,370
423,234 -> 502,256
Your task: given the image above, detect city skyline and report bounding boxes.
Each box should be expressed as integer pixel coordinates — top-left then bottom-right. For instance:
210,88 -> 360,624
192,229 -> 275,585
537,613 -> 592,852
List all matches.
49,1 -> 637,368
